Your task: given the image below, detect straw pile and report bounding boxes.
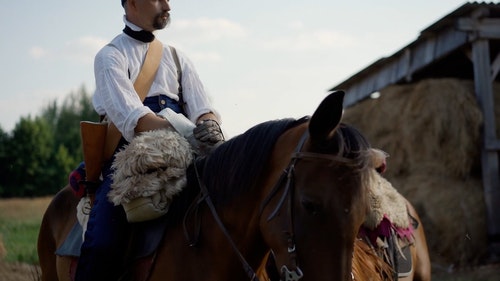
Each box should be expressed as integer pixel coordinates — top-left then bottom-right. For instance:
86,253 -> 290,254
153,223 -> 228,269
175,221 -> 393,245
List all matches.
342,78 -> 500,267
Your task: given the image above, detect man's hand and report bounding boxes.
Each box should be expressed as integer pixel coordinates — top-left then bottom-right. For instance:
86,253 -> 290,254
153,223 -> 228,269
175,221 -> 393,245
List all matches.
156,108 -> 195,138
193,119 -> 224,145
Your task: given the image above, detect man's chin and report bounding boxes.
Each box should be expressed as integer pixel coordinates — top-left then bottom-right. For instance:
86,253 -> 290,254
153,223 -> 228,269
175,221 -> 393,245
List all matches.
154,17 -> 170,30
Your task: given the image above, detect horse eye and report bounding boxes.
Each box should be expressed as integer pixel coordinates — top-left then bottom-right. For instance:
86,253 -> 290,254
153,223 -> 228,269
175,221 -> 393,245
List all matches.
301,199 -> 322,216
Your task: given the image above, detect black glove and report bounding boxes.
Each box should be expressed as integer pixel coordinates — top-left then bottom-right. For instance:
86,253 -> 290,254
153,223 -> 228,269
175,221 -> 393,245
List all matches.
193,119 -> 224,145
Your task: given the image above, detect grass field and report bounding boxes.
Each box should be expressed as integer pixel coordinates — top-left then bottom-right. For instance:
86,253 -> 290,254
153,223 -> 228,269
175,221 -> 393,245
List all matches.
0,197 -> 51,264
0,197 -> 499,281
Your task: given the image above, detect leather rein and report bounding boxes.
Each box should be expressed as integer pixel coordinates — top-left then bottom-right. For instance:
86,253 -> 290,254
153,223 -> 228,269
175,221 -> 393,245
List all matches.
188,130 -> 357,281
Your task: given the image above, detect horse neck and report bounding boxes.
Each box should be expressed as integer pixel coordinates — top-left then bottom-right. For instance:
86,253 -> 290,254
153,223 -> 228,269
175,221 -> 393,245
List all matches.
150,184 -> 270,281
151,122 -> 308,280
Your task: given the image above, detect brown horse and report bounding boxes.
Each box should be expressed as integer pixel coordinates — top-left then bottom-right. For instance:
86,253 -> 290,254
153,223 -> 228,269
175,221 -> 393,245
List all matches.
255,184 -> 431,281
38,91 -> 411,281
404,200 -> 431,281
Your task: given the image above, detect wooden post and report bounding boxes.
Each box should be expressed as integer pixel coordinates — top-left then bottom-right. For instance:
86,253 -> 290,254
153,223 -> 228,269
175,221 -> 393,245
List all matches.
471,38 -> 500,260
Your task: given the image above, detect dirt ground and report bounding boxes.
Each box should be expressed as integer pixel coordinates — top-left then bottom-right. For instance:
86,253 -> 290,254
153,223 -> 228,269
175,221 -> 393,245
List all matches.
432,263 -> 500,281
1,260 -> 499,281
0,261 -> 40,281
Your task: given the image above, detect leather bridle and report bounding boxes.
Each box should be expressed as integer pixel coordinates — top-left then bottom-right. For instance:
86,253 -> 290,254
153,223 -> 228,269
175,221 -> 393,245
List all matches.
189,130 -> 359,281
260,131 -> 359,281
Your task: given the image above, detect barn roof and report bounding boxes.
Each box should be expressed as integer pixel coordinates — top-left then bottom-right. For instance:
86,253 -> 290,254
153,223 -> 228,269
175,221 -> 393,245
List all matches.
330,2 -> 500,107
330,2 -> 500,259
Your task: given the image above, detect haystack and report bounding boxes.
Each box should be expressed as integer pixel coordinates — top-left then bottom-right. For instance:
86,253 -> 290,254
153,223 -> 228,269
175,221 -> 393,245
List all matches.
342,78 -> 500,267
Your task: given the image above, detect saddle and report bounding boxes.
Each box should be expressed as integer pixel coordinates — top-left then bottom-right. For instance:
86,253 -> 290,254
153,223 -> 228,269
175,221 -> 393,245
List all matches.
360,171 -> 416,280
359,214 -> 417,280
56,215 -> 169,281
60,129 -> 195,281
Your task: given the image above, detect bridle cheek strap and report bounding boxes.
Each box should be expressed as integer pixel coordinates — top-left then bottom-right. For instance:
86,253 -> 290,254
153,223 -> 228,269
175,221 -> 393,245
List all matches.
261,130 -> 359,281
260,132 -> 309,281
281,162 -> 303,281
261,131 -> 309,221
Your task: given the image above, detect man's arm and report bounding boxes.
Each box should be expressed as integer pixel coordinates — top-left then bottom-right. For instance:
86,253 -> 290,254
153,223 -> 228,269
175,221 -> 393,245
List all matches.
196,112 -> 219,124
135,113 -> 173,134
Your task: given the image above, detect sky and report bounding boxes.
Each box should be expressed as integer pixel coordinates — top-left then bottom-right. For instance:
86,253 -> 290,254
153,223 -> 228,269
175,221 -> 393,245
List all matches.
0,0 -> 480,138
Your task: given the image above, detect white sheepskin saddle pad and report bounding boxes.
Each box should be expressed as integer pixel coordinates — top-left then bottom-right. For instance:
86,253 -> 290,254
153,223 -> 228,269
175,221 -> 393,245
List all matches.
364,170 -> 409,230
108,129 -> 194,222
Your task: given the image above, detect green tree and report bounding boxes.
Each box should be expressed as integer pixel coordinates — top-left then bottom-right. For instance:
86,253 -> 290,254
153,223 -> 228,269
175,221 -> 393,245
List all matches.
41,86 -> 98,195
0,127 -> 9,194
44,86 -> 98,160
48,145 -> 77,190
0,85 -> 97,197
4,116 -> 53,196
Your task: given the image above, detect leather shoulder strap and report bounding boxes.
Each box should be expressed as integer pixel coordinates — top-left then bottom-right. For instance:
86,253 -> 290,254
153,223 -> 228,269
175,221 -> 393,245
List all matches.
169,46 -> 186,114
104,39 -> 163,161
134,39 -> 163,101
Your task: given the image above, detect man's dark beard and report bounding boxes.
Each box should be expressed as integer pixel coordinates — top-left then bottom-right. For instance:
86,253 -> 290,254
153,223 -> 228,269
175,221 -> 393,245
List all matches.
153,14 -> 170,30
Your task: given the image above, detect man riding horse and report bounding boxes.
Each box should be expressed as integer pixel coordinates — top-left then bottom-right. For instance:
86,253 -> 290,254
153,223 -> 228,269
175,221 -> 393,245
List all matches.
73,1 -> 224,280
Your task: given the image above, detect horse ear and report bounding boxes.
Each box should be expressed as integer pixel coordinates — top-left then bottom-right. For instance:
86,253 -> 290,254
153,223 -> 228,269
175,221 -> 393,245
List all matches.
308,90 -> 345,142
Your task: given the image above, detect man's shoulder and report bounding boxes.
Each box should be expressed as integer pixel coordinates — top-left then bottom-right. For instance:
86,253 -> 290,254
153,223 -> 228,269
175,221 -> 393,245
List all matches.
95,45 -> 124,63
96,35 -> 128,58
163,44 -> 191,65
94,40 -> 129,69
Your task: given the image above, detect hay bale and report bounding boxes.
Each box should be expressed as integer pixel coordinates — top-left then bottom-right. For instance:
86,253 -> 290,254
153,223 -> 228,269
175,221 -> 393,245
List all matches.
342,78 -> 500,266
344,78 -> 484,179
392,171 -> 488,265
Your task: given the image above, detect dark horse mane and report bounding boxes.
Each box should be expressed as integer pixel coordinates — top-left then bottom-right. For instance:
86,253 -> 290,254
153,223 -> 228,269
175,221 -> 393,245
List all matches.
166,117 -> 370,223
166,117 -> 307,223
200,117 -> 309,205
167,117 -> 308,221
319,123 -> 372,168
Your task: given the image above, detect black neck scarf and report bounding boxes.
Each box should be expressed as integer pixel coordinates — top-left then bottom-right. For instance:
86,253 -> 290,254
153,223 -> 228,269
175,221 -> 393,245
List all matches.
123,25 -> 155,43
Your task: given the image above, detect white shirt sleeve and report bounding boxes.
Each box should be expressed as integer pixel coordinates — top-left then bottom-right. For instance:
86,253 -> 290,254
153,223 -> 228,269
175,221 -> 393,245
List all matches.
93,45 -> 153,142
171,48 -> 221,123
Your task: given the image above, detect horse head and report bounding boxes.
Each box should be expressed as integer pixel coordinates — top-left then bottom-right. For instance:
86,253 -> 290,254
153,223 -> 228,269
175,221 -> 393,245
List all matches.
259,91 -> 374,281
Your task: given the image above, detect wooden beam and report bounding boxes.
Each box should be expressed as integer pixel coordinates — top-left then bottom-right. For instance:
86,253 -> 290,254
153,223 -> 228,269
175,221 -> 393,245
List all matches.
471,39 -> 500,252
457,18 -> 500,39
486,139 -> 500,151
337,27 -> 469,107
492,51 -> 500,81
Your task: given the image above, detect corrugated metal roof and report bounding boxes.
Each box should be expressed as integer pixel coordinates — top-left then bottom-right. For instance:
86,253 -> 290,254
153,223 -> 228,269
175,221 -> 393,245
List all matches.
330,2 -> 500,107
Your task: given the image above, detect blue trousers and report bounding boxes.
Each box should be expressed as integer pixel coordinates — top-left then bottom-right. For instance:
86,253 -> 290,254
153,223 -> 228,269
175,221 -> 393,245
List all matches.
75,95 -> 183,281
